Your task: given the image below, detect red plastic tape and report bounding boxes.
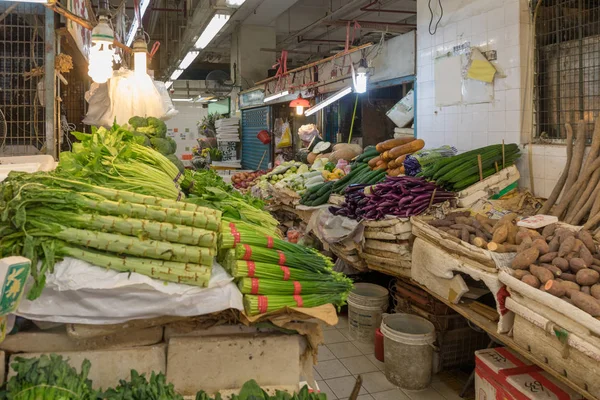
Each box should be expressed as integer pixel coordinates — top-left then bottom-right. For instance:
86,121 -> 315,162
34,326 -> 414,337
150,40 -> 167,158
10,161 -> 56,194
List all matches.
294,295 -> 303,308
277,250 -> 286,266
266,236 -> 274,249
233,232 -> 241,246
243,244 -> 252,261
293,281 -> 302,295
280,266 -> 290,281
258,295 -> 268,314
247,261 -> 256,277
251,278 -> 259,294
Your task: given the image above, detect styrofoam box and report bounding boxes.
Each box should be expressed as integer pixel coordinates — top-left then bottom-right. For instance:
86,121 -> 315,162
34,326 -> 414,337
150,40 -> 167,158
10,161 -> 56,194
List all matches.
475,348 -> 583,400
0,155 -> 56,182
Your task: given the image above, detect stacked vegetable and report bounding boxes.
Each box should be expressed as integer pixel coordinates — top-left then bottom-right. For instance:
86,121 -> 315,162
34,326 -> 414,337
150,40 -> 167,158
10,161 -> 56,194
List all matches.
300,146 -> 386,207
231,170 -> 269,190
0,172 -> 219,299
4,354 -> 95,399
181,169 -> 278,236
372,137 -> 426,176
57,125 -> 183,200
509,223 -> 600,317
127,116 -> 184,173
101,370 -> 183,400
220,222 -> 352,315
418,143 -> 521,191
330,176 -> 454,220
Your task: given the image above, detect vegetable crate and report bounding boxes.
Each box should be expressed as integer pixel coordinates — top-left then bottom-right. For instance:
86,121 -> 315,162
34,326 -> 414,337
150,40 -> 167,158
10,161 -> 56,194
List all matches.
359,218 -> 413,278
501,271 -> 600,399
454,165 -> 520,208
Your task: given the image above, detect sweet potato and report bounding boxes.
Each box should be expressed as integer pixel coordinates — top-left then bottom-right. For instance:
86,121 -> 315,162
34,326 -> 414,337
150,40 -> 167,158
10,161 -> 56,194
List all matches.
565,252 -> 577,261
576,269 -> 600,286
561,296 -> 574,305
555,228 -> 574,243
579,245 -> 595,267
531,238 -> 550,255
494,213 -> 518,229
472,237 -> 488,249
577,229 -> 597,253
582,286 -> 591,295
590,284 -> 600,300
530,264 -> 554,284
521,274 -> 541,288
455,216 -> 473,225
475,228 -> 492,241
446,211 -> 470,220
561,273 -> 577,282
487,242 -> 519,253
539,252 -> 559,263
569,291 -> 600,316
559,236 -> 576,257
544,280 -> 566,297
513,270 -> 531,280
551,257 -> 570,272
573,239 -> 584,253
594,258 -> 600,267
475,214 -> 496,226
542,223 -> 557,239
570,258 -> 588,272
540,263 -> 562,277
492,224 -> 509,244
428,219 -> 453,227
461,228 -> 470,243
560,280 -> 581,293
517,236 -> 533,252
511,247 -> 540,269
515,229 -> 531,245
507,224 -> 519,245
591,265 -> 600,274
451,224 -> 476,233
548,237 -> 560,253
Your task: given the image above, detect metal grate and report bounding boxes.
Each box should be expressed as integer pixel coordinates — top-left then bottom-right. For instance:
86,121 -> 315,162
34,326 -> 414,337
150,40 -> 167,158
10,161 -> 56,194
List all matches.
534,0 -> 600,143
0,3 -> 46,156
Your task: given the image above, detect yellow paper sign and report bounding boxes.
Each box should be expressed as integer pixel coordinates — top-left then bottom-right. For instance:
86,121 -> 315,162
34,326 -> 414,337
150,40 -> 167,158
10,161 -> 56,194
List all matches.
467,59 -> 496,83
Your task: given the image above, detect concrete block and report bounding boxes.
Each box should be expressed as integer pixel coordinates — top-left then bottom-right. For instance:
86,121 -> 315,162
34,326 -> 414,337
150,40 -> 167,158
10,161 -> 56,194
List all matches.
1,326 -> 163,353
9,344 -> 166,390
164,323 -> 275,341
167,334 -> 301,395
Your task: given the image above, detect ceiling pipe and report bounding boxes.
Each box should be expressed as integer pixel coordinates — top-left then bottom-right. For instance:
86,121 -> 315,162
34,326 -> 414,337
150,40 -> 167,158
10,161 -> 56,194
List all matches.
298,37 -> 346,43
360,0 -> 417,14
322,19 -> 416,33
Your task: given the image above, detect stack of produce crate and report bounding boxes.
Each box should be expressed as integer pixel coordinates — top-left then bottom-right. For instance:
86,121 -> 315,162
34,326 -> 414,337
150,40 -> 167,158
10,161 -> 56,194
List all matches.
358,218 -> 413,277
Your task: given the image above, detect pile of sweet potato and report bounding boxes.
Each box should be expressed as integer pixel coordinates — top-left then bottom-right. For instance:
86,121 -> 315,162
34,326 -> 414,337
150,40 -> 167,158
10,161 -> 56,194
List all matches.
428,211 -> 521,252
510,224 -> 600,316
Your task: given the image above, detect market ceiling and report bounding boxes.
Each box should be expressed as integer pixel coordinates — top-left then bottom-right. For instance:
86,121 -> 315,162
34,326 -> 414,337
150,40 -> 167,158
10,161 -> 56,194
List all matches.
138,0 -> 416,79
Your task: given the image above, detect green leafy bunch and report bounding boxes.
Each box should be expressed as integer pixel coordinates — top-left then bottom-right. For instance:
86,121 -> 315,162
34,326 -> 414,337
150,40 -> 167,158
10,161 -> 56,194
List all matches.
196,380 -> 326,400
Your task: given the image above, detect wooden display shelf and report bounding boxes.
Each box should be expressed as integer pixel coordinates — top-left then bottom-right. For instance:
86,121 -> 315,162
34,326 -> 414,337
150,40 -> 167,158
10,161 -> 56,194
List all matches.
413,281 -> 598,400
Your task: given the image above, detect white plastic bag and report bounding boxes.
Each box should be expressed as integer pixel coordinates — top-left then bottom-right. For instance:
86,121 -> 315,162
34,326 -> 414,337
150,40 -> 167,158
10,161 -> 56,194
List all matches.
17,258 -> 243,324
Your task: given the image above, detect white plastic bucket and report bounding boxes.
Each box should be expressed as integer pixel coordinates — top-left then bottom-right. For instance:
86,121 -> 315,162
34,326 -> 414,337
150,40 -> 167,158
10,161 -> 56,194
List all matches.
381,313 -> 436,391
347,283 -> 388,343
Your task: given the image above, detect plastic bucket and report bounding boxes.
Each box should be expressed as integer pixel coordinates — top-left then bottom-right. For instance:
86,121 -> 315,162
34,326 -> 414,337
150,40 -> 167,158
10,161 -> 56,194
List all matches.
381,313 -> 436,391
347,283 -> 388,343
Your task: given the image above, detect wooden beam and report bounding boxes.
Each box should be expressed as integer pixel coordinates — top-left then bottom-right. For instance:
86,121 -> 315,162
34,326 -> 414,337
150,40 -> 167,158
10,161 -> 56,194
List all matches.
253,42 -> 373,86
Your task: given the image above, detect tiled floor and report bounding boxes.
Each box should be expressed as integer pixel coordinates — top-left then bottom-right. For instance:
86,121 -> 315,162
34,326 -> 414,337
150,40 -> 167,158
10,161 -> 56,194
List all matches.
314,315 -> 466,400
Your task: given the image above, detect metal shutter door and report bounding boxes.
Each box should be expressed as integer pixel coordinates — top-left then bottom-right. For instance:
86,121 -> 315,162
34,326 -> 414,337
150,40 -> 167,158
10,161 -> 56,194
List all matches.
241,106 -> 271,170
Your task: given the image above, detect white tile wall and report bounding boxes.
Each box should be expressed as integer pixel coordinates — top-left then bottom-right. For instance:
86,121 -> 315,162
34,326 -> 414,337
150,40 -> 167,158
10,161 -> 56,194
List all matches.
415,0 -> 566,197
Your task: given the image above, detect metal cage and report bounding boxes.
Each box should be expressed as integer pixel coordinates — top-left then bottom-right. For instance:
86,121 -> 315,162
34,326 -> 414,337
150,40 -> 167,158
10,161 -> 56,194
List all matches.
0,2 -> 48,156
534,0 -> 600,143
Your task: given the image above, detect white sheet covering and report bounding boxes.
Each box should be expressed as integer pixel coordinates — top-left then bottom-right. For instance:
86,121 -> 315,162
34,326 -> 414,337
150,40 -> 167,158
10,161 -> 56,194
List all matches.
16,257 -> 243,324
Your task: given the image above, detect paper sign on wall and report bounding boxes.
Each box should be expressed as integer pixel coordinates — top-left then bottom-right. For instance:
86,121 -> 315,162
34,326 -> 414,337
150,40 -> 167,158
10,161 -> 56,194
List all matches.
434,55 -> 463,107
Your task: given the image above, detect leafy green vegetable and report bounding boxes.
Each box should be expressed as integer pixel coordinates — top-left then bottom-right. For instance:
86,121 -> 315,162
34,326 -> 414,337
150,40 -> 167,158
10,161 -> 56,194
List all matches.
195,380 -> 326,400
166,154 -> 185,173
2,354 -> 96,400
101,370 -> 183,400
151,138 -> 175,155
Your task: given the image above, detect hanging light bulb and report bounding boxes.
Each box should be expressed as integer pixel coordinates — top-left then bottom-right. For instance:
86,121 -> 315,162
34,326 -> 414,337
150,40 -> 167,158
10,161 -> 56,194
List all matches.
289,94 -> 310,116
132,33 -> 148,78
354,58 -> 369,94
88,15 -> 115,84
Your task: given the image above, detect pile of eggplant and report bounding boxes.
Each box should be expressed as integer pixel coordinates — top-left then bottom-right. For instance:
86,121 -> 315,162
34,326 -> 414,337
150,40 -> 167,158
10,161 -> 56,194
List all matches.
329,176 -> 455,220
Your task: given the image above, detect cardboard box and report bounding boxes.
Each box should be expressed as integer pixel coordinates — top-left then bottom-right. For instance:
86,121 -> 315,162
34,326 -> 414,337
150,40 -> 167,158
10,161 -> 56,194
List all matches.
475,348 -> 583,400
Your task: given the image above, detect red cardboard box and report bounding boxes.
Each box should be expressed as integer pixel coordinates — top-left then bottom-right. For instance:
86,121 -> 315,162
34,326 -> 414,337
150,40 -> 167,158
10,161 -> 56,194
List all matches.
475,348 -> 583,400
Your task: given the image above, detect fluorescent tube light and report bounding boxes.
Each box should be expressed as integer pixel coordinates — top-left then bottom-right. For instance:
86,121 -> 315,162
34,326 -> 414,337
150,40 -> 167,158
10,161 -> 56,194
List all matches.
172,98 -> 193,102
209,99 -> 218,102
170,69 -> 184,80
125,0 -> 151,46
195,14 -> 230,49
179,51 -> 199,70
263,90 -> 289,103
304,86 -> 352,116
165,81 -> 173,89
226,0 -> 247,6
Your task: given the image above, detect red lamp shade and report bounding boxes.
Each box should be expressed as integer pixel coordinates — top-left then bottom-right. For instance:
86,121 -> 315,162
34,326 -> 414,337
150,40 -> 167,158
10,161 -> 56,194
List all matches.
289,95 -> 310,108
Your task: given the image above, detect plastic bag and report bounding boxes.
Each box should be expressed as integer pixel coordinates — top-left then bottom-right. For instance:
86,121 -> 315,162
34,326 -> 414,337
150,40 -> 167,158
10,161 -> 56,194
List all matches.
277,122 -> 292,148
298,124 -> 319,143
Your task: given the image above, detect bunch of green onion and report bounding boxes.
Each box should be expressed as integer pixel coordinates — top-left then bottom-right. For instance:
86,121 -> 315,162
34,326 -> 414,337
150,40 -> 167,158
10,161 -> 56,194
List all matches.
244,293 -> 348,315
233,245 -> 333,273
238,277 -> 352,295
231,260 -> 335,281
220,222 -> 312,254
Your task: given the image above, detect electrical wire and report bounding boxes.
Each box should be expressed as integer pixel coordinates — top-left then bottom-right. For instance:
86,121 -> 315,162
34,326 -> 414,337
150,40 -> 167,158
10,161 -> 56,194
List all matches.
428,0 -> 443,35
